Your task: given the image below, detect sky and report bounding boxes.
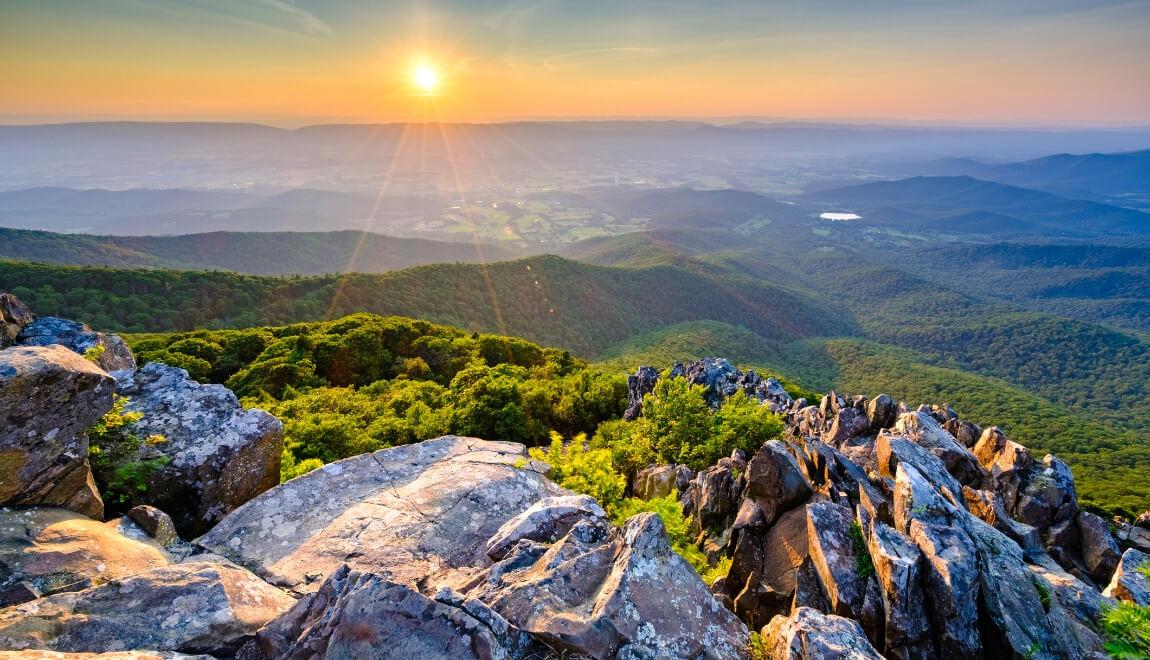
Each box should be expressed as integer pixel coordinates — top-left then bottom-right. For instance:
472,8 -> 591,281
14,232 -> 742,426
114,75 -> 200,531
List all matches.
3,0 -> 1150,125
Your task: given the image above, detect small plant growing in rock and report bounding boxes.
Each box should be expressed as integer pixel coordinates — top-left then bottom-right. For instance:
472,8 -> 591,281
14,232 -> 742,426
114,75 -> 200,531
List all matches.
82,343 -> 106,363
849,521 -> 875,580
1032,576 -> 1052,612
1138,560 -> 1150,581
747,631 -> 769,660
88,394 -> 170,508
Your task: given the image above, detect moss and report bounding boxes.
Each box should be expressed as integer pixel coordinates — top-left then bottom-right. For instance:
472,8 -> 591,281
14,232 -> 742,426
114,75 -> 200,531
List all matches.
849,521 -> 875,580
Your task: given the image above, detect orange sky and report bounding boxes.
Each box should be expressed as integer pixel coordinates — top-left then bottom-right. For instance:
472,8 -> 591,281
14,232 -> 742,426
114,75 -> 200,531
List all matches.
3,0 -> 1149,125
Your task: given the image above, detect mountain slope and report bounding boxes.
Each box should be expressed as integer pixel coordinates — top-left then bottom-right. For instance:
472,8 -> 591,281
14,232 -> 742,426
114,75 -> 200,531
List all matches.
0,228 -> 522,275
0,256 -> 853,357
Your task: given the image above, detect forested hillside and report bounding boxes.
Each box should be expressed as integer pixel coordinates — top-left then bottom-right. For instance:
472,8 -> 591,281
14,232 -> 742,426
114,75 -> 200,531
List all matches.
0,256 -> 850,357
0,227 -> 520,275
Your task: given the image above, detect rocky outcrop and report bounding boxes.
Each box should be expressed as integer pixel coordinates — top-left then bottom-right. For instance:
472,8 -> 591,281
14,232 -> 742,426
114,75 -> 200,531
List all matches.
17,317 -> 135,373
0,652 -> 214,659
113,363 -> 283,535
0,562 -> 294,656
761,607 -> 883,659
197,436 -> 566,591
647,358 -> 1118,659
624,358 -> 793,419
247,564 -> 536,660
0,345 -> 112,518
0,508 -> 171,605
469,512 -> 749,659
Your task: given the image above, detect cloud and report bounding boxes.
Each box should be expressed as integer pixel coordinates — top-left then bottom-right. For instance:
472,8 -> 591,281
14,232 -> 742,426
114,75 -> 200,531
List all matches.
164,0 -> 334,37
543,47 -> 657,72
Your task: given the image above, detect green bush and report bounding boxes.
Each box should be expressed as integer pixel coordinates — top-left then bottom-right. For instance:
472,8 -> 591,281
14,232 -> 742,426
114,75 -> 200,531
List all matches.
1100,601 -> 1150,659
88,395 -> 170,509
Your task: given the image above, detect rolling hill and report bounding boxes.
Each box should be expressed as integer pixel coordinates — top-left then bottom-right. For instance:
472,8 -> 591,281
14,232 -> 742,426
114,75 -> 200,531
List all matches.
0,227 -> 522,275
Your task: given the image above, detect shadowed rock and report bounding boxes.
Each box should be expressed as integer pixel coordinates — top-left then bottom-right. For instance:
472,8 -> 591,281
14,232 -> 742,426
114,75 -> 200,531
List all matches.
1,345 -> 112,518
0,508 -> 170,606
484,494 -> 606,561
0,562 -> 294,656
114,363 -> 283,535
247,564 -> 534,660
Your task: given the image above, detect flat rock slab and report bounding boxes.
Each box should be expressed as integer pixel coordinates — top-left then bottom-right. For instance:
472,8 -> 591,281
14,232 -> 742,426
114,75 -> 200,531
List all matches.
0,508 -> 170,605
196,436 -> 564,592
0,562 -> 294,656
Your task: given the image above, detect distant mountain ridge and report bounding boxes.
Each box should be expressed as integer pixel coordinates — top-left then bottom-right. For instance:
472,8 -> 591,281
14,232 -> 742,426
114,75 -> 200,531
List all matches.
810,175 -> 1150,237
925,148 -> 1150,200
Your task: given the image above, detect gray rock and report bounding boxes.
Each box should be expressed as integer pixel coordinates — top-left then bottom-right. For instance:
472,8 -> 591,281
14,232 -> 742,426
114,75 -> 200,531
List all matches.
893,411 -> 986,487
865,394 -> 898,434
197,436 -> 565,591
0,508 -> 171,605
17,317 -> 135,373
972,426 -> 1033,511
826,408 -> 871,448
0,652 -> 215,659
863,517 -> 931,660
485,494 -> 606,560
962,486 -> 1040,553
472,512 -> 749,659
875,432 -> 964,505
0,345 -> 112,518
1029,553 -> 1111,656
805,501 -> 866,621
633,464 -> 693,500
624,366 -> 659,420
906,519 -> 982,658
249,564 -> 534,660
761,607 -> 883,660
744,441 -> 812,527
1104,548 -> 1150,605
114,363 -> 283,535
0,293 -> 35,349
683,453 -> 746,559
126,506 -> 180,548
0,562 -> 294,655
965,516 -> 1085,660
1077,511 -> 1121,585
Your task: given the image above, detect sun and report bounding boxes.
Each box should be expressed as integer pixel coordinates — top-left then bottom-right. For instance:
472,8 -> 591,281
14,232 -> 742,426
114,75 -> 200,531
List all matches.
413,65 -> 439,93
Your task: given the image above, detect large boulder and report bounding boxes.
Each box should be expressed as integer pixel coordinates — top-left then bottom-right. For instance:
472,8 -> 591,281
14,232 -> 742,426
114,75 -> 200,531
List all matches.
0,508 -> 170,605
0,562 -> 294,656
893,411 -> 985,487
683,452 -> 747,559
248,564 -> 535,660
470,512 -> 749,659
1103,548 -> 1150,605
761,607 -> 883,660
197,436 -> 565,591
484,494 -> 606,561
623,365 -> 659,420
113,363 -> 283,535
744,441 -> 813,527
725,503 -> 810,628
16,317 -> 135,373
1076,511 -> 1120,586
0,345 -> 112,518
0,294 -> 35,349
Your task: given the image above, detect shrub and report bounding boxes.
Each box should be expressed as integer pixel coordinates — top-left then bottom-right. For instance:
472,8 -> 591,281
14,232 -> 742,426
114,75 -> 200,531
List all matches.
1100,601 -> 1150,660
88,395 -> 170,508
530,432 -> 625,511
